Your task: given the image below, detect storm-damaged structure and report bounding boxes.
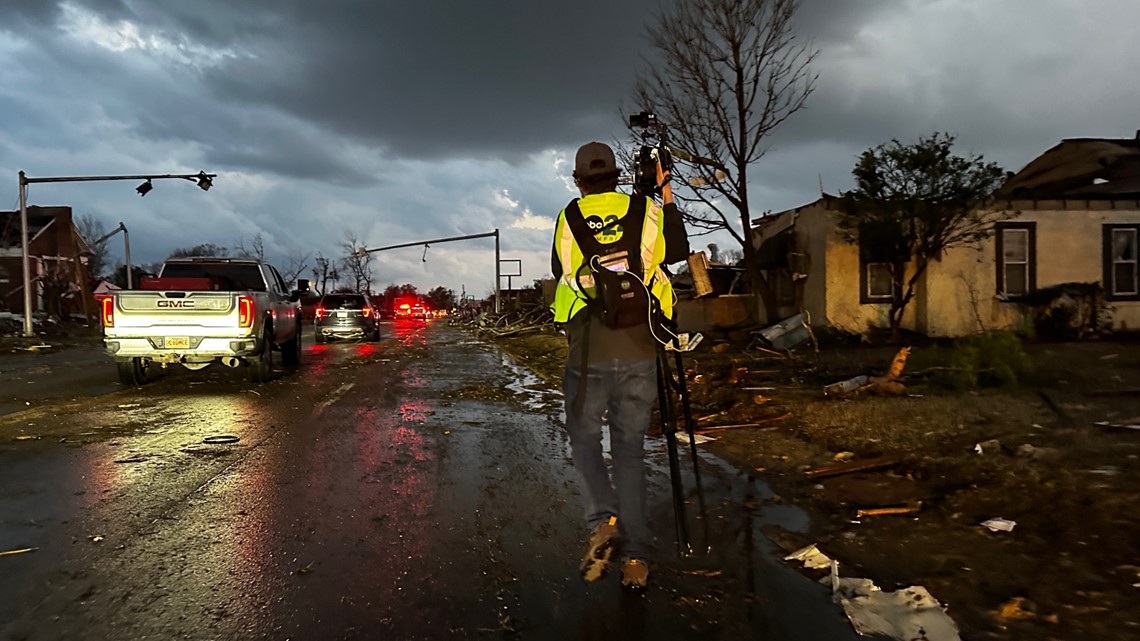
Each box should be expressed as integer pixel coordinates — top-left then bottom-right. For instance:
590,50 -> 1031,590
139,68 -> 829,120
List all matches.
751,133 -> 1140,337
0,205 -> 96,321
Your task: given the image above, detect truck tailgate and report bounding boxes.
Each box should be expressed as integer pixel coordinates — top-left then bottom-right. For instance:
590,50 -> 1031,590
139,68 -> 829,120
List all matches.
111,291 -> 246,333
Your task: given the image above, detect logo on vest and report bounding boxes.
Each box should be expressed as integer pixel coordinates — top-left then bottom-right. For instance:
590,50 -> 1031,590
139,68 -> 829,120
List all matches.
584,215 -> 623,243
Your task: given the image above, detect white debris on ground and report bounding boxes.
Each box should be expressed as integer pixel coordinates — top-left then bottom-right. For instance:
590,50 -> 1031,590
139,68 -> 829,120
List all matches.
786,543 -> 962,641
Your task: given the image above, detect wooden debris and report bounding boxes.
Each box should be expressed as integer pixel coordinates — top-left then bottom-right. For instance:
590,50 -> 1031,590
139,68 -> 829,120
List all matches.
856,502 -> 922,518
693,412 -> 792,434
804,454 -> 905,480
0,547 -> 38,557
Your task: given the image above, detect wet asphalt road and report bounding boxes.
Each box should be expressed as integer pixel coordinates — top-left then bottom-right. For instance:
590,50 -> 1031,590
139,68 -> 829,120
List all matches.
0,321 -> 859,640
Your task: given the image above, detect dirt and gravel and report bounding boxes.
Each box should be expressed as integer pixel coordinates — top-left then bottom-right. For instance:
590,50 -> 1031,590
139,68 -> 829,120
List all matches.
493,327 -> 1140,641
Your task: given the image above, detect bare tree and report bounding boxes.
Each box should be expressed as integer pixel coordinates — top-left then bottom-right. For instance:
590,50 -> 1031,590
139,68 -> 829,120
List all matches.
233,233 -> 266,261
312,252 -> 336,294
279,248 -> 312,285
632,0 -> 818,318
338,231 -> 374,294
75,214 -> 110,278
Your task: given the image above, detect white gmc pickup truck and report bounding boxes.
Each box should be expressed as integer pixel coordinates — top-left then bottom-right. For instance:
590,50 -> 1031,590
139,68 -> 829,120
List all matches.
101,257 -> 310,385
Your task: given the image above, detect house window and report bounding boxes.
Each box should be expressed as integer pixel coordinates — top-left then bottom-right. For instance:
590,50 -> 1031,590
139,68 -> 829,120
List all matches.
995,222 -> 1036,299
859,262 -> 893,304
1104,224 -> 1139,301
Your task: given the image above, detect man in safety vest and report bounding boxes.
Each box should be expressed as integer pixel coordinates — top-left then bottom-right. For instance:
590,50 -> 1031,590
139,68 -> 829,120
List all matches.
550,141 -> 689,591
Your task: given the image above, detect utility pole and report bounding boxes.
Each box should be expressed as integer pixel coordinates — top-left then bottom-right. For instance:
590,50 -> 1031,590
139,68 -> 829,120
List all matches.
16,170 -> 215,337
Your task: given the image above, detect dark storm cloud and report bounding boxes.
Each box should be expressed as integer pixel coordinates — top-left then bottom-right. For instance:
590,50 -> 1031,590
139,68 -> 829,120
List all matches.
35,0 -> 901,167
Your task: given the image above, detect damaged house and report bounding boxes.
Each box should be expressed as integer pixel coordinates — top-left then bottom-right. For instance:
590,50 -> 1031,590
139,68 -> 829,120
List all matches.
0,205 -> 95,319
752,134 -> 1140,337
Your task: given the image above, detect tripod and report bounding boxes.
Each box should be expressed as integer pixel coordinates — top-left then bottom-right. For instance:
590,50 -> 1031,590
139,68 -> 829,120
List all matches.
655,335 -> 709,557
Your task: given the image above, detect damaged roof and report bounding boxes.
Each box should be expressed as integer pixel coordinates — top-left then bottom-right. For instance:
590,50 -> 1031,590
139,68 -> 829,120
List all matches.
999,134 -> 1140,199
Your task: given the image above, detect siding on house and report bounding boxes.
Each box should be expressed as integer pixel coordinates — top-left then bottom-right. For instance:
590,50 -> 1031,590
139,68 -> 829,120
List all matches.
753,197 -> 1140,337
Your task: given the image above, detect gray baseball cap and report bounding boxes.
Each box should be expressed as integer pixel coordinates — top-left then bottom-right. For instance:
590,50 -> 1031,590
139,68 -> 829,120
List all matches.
574,142 -> 617,178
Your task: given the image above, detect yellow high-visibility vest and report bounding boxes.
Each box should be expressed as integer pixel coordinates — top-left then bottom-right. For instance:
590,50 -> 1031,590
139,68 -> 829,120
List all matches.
550,192 -> 675,323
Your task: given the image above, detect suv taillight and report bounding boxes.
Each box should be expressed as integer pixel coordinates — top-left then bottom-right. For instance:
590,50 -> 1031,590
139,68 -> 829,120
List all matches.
362,307 -> 372,318
101,296 -> 114,327
238,296 -> 254,328
315,306 -> 325,318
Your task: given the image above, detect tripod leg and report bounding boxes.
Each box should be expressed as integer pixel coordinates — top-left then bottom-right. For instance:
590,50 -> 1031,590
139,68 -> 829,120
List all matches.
673,350 -> 710,554
657,351 -> 691,557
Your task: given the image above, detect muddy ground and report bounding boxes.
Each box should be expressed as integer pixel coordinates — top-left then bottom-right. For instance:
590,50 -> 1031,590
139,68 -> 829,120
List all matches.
491,325 -> 1140,641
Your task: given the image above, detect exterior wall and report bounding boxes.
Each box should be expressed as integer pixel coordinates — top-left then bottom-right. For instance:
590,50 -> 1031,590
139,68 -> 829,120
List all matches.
758,199 -> 1140,337
0,206 -> 85,314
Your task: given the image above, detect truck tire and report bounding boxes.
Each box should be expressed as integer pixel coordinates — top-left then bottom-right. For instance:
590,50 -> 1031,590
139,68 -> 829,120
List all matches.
248,330 -> 275,384
281,322 -> 302,367
314,330 -> 326,344
371,327 -> 381,342
116,358 -> 150,386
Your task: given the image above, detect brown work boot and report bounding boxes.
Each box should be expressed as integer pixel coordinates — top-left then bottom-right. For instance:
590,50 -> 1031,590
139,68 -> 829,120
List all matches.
580,516 -> 620,582
620,558 -> 649,591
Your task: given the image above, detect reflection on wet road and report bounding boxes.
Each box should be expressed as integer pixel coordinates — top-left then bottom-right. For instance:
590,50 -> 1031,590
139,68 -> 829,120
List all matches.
0,322 -> 859,640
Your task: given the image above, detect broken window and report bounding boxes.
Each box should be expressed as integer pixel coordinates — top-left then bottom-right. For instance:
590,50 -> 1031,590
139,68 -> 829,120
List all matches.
995,222 -> 1036,299
1105,225 -> 1139,300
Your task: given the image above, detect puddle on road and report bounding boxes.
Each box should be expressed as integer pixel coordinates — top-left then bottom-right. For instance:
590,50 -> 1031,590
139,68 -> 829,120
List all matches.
499,354 -> 561,412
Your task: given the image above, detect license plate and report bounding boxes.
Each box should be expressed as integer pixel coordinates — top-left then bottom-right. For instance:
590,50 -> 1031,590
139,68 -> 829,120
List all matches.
166,336 -> 190,349
337,311 -> 346,318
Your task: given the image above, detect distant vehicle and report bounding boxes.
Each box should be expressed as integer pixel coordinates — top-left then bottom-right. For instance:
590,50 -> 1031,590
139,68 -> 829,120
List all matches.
395,301 -> 430,320
100,257 -> 308,385
314,293 -> 381,343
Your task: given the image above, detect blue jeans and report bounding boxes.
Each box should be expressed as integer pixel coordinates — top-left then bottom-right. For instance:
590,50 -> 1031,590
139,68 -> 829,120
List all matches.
563,358 -> 657,560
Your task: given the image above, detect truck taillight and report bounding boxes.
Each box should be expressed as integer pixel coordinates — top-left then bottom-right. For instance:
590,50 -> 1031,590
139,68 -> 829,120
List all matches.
315,306 -> 325,318
238,296 -> 254,328
101,296 -> 114,327
362,307 -> 372,318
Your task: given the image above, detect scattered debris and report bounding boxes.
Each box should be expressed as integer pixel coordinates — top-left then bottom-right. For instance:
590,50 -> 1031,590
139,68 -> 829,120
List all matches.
14,435 -> 39,441
114,455 -> 148,464
785,543 -> 834,570
831,577 -> 962,641
804,454 -> 905,480
1093,420 -> 1140,432
856,502 -> 922,518
117,403 -> 140,409
756,312 -> 814,352
974,439 -> 1003,454
980,518 -> 1017,533
89,535 -> 104,543
0,547 -> 37,557
996,596 -> 1037,621
674,431 -> 715,445
693,413 -> 791,435
833,451 -> 856,462
825,375 -> 869,397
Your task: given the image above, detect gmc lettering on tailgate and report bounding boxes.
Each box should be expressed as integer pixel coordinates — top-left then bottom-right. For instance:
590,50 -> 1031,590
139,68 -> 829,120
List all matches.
157,300 -> 195,308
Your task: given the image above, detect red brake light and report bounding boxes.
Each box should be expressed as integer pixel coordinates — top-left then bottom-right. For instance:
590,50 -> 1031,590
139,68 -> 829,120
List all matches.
362,307 -> 372,318
238,296 -> 254,328
101,296 -> 114,327
315,306 -> 325,318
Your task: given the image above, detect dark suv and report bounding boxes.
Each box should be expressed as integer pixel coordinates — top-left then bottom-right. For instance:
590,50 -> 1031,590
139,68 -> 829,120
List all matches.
314,293 -> 381,343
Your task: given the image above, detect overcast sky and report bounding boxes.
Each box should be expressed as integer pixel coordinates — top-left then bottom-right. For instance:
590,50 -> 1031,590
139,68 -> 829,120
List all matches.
2,0 -> 1138,298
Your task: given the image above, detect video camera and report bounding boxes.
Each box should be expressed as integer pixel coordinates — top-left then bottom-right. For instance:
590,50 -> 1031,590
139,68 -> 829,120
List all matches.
629,111 -> 673,198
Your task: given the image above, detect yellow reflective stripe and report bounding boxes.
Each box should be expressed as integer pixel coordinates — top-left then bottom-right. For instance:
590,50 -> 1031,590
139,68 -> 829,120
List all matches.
558,212 -> 576,280
640,201 -> 661,284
